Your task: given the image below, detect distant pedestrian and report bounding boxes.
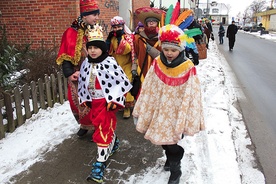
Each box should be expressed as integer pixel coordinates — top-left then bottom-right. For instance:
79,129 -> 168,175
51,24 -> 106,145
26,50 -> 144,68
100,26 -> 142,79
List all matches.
205,18 -> 213,33
226,21 -> 238,51
218,22 -> 225,44
202,23 -> 211,49
78,24 -> 132,183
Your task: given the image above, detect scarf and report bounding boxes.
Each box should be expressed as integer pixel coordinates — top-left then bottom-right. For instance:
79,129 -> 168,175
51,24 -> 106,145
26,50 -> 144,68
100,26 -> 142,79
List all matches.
160,51 -> 185,68
87,52 -> 109,63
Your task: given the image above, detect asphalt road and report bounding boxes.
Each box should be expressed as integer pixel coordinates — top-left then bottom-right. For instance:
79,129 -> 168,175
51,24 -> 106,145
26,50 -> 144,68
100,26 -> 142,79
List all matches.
215,26 -> 276,184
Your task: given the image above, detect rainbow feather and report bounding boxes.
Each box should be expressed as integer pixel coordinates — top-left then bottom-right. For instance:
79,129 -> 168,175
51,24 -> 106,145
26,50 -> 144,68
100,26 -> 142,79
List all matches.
165,4 -> 173,25
175,9 -> 193,26
161,12 -> 165,27
178,15 -> 194,30
184,28 -> 202,38
170,1 -> 180,24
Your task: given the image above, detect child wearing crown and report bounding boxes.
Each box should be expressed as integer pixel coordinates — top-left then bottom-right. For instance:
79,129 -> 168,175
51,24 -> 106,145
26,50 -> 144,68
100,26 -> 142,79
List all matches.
132,23 -> 205,184
78,24 -> 132,183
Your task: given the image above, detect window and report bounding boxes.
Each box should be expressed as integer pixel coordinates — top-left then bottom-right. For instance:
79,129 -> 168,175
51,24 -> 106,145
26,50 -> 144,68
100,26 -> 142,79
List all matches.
212,8 -> 219,13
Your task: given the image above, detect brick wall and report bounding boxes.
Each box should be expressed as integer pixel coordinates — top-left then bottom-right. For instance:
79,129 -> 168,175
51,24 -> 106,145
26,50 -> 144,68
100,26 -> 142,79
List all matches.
0,0 -> 150,49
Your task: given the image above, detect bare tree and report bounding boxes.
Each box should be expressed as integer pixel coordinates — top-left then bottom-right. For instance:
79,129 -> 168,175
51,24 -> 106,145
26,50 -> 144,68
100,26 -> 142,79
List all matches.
249,0 -> 267,13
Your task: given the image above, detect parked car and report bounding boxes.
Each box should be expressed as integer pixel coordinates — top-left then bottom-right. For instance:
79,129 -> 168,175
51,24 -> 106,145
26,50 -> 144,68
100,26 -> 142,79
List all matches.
243,24 -> 253,31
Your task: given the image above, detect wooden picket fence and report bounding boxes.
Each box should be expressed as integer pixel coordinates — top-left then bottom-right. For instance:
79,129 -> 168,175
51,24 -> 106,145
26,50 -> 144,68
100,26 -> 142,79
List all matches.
0,72 -> 68,140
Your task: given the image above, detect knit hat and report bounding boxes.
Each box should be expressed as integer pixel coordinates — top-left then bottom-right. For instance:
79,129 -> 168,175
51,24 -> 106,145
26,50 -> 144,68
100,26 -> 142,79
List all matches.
158,24 -> 186,52
80,0 -> 100,17
135,21 -> 144,32
110,16 -> 125,26
110,16 -> 132,34
86,24 -> 107,52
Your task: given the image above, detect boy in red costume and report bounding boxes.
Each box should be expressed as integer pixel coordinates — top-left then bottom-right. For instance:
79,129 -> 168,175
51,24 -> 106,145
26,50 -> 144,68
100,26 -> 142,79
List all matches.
56,0 -> 100,136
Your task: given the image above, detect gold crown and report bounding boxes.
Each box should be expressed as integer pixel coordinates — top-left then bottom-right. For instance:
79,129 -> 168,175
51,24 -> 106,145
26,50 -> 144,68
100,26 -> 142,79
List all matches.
85,24 -> 104,42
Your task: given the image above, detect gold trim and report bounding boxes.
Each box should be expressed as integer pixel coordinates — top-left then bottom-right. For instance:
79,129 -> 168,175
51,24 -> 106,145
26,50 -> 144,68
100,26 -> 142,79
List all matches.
156,57 -> 194,77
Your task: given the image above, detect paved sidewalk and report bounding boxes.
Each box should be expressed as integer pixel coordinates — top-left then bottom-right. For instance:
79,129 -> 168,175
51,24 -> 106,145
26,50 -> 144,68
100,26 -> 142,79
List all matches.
10,111 -> 163,184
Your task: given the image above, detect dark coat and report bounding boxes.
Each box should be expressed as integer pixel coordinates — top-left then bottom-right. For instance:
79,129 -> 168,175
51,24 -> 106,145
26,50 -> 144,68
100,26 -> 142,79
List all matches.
226,24 -> 238,39
218,25 -> 225,37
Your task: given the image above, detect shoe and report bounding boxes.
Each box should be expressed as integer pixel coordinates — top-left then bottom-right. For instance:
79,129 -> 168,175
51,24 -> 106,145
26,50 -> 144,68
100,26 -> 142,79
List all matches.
110,137 -> 120,156
77,128 -> 88,137
123,108 -> 131,119
87,161 -> 106,183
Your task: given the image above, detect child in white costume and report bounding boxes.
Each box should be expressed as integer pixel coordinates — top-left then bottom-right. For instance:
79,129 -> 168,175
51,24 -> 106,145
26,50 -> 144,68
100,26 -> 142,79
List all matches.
78,24 -> 132,183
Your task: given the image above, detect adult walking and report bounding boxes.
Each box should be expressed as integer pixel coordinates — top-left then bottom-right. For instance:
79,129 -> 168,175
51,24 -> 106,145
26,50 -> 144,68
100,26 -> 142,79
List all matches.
226,21 -> 238,51
132,7 -> 165,98
218,22 -> 225,44
56,0 -> 100,136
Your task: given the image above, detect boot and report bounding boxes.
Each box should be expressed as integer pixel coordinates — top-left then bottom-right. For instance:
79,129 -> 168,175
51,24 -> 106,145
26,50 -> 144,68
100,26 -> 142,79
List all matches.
168,161 -> 181,184
77,128 -> 88,137
110,137 -> 120,156
165,145 -> 184,184
87,161 -> 106,183
123,108 -> 131,119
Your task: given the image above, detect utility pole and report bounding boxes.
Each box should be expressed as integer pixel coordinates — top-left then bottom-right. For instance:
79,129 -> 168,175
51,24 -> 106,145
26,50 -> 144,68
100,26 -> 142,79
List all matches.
206,0 -> 209,18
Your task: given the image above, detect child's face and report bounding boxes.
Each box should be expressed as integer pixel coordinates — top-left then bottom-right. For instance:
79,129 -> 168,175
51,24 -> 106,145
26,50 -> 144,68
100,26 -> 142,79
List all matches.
138,27 -> 144,32
163,47 -> 180,62
87,45 -> 103,59
112,25 -> 123,31
83,13 -> 99,25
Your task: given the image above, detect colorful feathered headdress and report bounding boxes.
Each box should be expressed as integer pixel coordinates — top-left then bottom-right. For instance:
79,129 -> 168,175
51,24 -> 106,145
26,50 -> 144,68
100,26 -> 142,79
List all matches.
158,1 -> 202,51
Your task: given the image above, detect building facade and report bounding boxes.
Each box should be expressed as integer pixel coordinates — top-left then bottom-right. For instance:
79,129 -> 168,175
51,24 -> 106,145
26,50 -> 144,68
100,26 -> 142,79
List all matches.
194,1 -> 229,25
0,0 -> 150,49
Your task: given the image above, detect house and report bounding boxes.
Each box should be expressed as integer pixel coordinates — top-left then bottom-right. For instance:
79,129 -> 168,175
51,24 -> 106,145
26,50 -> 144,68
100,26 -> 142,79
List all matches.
254,9 -> 276,31
193,2 -> 229,25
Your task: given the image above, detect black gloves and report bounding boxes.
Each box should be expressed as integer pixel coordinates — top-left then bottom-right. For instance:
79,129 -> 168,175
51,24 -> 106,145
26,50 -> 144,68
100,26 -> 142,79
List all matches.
115,29 -> 124,38
131,70 -> 138,79
107,31 -> 115,40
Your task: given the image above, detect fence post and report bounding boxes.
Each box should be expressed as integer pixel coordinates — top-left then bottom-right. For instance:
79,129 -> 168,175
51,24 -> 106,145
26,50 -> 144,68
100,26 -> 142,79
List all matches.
3,92 -> 15,132
38,78 -> 46,109
0,101 -> 5,139
14,87 -> 24,126
57,72 -> 64,104
31,81 -> 39,114
50,74 -> 57,104
45,75 -> 53,108
22,84 -> 31,119
64,76 -> 68,100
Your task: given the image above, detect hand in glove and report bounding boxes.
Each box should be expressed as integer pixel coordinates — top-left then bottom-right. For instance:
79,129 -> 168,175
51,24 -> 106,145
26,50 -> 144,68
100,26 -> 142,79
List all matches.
146,43 -> 152,52
106,102 -> 117,111
115,29 -> 124,38
107,31 -> 115,40
131,70 -> 138,79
